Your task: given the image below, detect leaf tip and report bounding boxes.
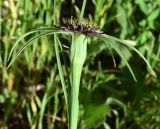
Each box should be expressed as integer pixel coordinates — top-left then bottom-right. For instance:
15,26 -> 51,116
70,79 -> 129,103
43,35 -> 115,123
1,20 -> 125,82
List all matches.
150,70 -> 157,78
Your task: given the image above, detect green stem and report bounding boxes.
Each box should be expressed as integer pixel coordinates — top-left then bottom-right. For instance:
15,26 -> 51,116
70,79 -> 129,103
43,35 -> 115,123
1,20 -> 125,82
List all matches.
38,94 -> 48,129
79,0 -> 87,19
69,33 -> 87,129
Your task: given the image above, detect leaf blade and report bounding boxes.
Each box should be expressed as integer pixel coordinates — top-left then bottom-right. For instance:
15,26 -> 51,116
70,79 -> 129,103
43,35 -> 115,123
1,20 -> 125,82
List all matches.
100,34 -> 156,77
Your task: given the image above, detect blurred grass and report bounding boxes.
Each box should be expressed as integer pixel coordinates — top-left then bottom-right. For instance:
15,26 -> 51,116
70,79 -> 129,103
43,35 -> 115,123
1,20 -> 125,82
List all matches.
0,0 -> 160,129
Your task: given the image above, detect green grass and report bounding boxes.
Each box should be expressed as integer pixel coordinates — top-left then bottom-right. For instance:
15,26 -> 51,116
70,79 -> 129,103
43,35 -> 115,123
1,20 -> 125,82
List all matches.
1,0 -> 160,129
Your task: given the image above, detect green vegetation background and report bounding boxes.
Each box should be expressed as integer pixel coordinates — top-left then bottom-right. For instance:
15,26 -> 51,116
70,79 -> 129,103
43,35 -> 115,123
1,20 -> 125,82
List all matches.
0,0 -> 160,129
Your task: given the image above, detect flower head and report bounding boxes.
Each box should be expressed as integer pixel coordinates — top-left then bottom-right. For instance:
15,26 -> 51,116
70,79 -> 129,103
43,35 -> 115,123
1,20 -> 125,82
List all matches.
55,17 -> 103,35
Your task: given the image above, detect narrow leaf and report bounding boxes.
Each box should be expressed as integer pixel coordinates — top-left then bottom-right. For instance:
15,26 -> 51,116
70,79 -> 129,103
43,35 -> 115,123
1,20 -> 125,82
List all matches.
105,43 -> 117,67
7,31 -> 72,68
100,34 -> 156,77
8,27 -> 57,61
103,38 -> 137,82
54,35 -> 70,114
7,31 -> 55,68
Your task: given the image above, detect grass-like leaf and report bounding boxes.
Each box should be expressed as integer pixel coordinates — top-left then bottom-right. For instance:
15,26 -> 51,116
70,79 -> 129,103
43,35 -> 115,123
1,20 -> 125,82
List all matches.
102,38 -> 137,81
105,43 -> 117,68
7,27 -> 58,61
7,30 -> 72,68
54,34 -> 70,117
8,31 -> 55,68
100,34 -> 156,78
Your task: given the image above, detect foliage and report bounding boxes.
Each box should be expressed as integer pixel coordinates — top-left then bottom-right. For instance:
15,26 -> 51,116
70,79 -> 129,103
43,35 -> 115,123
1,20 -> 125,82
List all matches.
0,0 -> 160,129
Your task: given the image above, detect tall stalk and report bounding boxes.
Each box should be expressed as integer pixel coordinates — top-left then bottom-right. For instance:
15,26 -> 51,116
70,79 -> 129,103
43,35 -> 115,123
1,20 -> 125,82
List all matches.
68,0 -> 88,128
7,1 -> 156,129
69,33 -> 87,129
